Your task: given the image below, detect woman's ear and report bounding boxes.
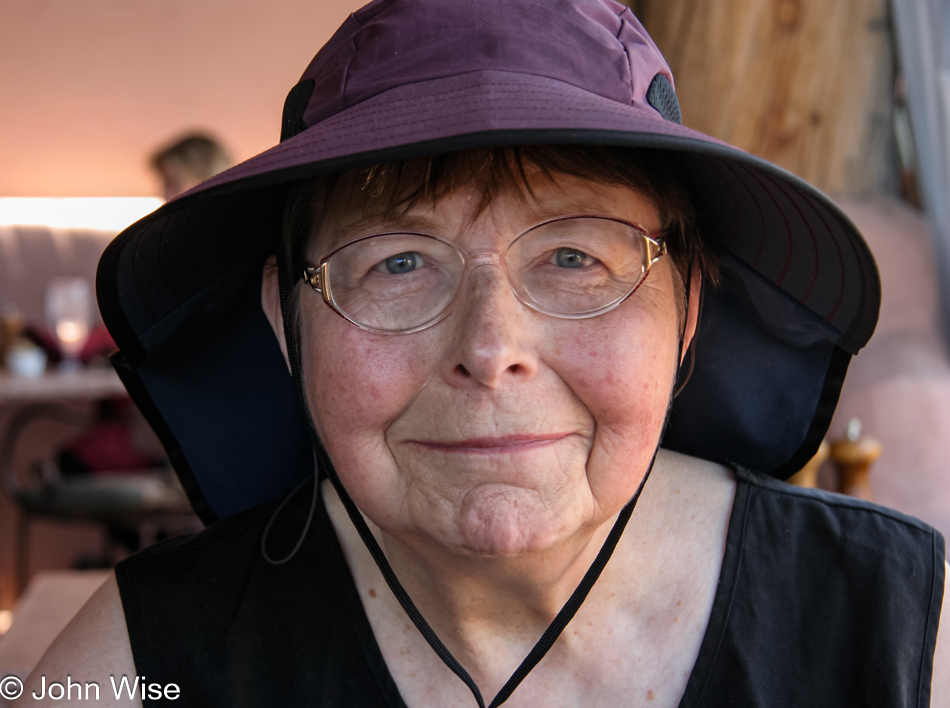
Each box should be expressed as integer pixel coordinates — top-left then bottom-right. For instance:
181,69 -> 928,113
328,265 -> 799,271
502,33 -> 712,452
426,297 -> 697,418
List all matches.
261,254 -> 292,373
680,267 -> 702,365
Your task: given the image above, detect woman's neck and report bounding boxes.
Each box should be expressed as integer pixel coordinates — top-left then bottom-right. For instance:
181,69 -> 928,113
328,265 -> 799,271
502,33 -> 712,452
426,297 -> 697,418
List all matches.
323,476 -> 607,648
322,449 -> 735,705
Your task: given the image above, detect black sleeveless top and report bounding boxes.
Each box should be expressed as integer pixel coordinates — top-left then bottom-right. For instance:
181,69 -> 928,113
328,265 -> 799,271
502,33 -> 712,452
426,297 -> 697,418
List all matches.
116,467 -> 945,706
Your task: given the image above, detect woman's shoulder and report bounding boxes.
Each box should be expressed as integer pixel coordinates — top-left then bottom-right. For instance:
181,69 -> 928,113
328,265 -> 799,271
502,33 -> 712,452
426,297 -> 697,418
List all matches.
733,464 -> 943,545
117,478 -> 326,641
112,478 -> 397,706
726,464 -> 944,644
681,462 -> 945,706
14,574 -> 141,707
11,488 -> 322,708
119,477 -> 317,584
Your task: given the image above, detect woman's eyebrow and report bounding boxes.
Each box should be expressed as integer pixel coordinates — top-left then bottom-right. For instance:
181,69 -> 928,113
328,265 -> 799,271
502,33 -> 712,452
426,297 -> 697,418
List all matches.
320,212 -> 443,249
317,192 -> 647,251
517,197 -> 639,226
523,200 -> 604,221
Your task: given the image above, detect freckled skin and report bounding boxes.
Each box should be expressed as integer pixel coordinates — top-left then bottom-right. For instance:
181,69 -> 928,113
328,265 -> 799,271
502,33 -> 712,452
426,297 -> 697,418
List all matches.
299,173 -> 682,558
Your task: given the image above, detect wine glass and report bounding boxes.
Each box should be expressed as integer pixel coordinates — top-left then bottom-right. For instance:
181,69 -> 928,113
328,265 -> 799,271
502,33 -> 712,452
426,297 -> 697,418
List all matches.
45,277 -> 92,371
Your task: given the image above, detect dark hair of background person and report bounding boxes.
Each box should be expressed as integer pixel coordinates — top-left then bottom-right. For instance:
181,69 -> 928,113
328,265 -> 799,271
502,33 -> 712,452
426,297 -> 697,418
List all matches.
150,132 -> 232,201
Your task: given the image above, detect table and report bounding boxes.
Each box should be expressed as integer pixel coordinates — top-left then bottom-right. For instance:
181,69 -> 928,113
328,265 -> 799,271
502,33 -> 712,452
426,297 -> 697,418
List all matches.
0,368 -> 126,406
0,367 -> 194,605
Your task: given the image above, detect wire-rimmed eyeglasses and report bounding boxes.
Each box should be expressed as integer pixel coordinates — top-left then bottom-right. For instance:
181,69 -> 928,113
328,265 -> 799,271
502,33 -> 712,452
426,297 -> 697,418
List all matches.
302,215 -> 667,335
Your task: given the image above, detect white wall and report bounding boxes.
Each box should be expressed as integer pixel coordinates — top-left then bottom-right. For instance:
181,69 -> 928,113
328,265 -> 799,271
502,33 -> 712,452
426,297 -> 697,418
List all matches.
0,0 -> 365,197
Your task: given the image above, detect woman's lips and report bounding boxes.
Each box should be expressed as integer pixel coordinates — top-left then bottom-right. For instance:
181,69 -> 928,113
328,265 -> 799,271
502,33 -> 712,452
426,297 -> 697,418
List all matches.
409,434 -> 570,453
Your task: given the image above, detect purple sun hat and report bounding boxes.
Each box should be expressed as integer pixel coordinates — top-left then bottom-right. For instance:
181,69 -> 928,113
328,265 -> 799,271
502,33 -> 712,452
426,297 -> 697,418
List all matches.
97,0 -> 879,524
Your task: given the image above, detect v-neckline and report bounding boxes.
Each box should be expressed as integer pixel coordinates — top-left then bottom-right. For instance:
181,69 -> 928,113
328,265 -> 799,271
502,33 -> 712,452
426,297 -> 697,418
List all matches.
317,470 -> 751,708
675,468 -> 750,706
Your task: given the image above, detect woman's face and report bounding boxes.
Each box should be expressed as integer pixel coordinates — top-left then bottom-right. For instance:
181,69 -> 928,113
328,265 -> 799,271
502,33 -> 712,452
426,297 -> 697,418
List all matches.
295,171 -> 688,557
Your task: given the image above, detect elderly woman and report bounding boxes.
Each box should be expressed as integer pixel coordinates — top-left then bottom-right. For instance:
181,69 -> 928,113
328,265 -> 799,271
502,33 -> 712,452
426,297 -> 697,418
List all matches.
19,1 -> 947,706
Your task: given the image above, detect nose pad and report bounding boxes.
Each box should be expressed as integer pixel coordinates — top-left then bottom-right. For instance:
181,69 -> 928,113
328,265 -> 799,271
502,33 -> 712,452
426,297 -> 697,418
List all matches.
464,252 -> 518,305
443,257 -> 539,389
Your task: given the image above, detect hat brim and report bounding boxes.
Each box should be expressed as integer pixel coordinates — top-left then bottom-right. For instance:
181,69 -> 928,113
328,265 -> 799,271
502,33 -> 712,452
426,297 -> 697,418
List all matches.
98,70 -> 879,523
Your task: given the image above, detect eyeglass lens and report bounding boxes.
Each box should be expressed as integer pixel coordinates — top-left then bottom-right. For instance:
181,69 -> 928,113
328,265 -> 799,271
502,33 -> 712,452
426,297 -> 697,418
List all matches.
322,217 -> 654,332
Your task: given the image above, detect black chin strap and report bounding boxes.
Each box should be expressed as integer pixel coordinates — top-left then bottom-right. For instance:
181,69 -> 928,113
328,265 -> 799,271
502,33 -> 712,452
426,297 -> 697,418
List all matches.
275,247 -> 661,707
673,261 -> 698,399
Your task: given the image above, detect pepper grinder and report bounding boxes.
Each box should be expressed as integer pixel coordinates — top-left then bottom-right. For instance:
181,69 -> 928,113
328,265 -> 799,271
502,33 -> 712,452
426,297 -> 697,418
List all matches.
830,418 -> 881,501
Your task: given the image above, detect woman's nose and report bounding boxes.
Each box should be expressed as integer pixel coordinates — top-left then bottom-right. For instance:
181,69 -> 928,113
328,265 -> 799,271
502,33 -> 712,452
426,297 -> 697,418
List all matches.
442,264 -> 540,389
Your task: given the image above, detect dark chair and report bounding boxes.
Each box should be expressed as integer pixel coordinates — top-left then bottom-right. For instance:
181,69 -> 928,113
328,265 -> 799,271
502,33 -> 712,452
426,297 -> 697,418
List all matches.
0,402 -> 199,593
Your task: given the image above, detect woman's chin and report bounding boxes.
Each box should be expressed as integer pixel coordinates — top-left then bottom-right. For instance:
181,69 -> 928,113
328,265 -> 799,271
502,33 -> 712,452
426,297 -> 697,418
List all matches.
452,484 -> 582,556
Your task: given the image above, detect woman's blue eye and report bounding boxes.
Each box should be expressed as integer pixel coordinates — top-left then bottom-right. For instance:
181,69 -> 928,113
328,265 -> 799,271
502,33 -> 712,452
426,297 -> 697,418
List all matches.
385,252 -> 423,274
554,248 -> 591,268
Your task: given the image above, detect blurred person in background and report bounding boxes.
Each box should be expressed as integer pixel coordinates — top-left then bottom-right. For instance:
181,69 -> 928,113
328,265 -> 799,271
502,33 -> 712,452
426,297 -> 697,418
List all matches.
150,132 -> 232,201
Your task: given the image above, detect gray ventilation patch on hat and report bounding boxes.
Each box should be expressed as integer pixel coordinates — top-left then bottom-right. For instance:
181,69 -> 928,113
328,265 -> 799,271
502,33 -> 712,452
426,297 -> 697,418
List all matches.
647,74 -> 682,125
281,79 -> 315,142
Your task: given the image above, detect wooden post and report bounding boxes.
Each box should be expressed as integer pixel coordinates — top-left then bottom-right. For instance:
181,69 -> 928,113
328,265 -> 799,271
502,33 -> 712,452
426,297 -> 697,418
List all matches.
787,439 -> 829,489
633,0 -> 895,198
